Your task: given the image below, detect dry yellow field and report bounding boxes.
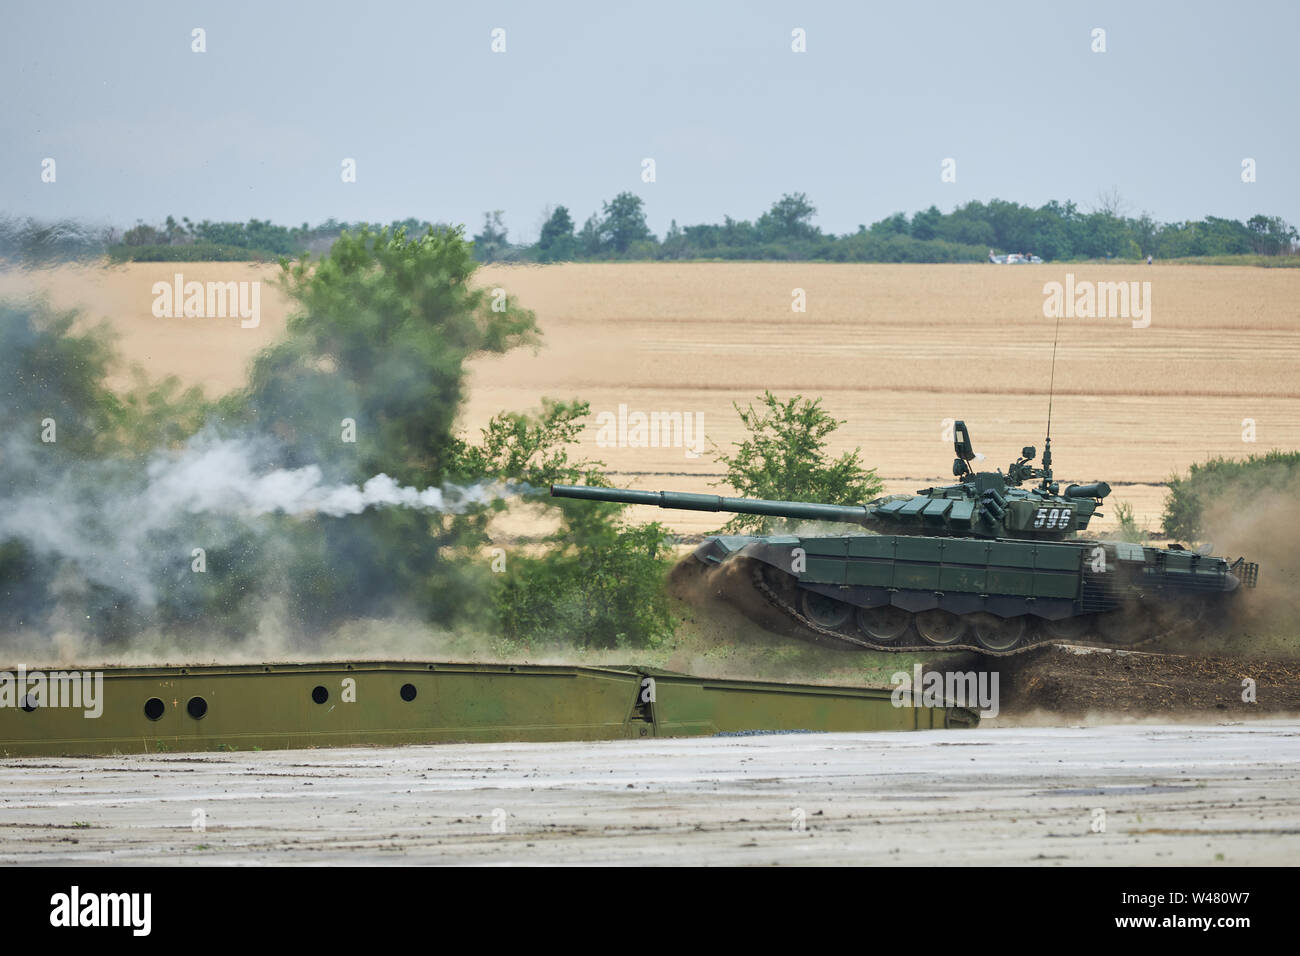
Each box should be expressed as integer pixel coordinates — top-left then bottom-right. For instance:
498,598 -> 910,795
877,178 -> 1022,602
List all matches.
3,261 -> 1298,534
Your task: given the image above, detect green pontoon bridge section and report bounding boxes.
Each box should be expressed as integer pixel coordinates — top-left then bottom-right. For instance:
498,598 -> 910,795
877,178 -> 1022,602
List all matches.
0,661 -> 976,756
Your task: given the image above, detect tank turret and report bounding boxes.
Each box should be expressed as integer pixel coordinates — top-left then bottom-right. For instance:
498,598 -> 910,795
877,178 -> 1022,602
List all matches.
552,421 -> 1114,541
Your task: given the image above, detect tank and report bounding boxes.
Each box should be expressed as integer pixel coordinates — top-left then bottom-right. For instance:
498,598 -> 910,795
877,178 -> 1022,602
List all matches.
551,421 -> 1260,654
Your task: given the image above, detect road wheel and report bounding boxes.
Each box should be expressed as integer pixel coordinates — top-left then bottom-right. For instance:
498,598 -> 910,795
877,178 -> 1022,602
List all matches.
799,590 -> 852,630
970,613 -> 1026,651
914,609 -> 967,646
855,605 -> 913,643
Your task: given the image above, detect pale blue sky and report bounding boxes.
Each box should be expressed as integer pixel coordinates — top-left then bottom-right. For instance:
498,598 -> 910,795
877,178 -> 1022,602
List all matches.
2,0 -> 1296,240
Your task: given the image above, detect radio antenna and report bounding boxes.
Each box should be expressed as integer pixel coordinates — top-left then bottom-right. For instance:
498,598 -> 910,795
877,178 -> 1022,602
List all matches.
1041,311 -> 1062,489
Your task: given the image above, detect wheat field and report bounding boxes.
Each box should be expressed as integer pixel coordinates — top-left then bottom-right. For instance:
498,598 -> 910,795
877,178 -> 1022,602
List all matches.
3,261 -> 1298,535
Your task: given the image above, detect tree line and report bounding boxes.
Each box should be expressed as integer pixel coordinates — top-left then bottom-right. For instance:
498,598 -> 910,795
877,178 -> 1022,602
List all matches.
2,195 -> 1296,266
492,193 -> 1299,263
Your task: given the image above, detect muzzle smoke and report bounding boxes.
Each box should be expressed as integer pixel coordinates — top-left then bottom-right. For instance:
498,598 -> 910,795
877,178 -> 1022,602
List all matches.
1,432 -> 526,608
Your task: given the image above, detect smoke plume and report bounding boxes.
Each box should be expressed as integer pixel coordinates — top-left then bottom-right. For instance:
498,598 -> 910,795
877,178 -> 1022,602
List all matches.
1,431 -> 525,613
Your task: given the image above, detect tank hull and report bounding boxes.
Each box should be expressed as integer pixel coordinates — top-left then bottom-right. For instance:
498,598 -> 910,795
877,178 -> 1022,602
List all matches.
694,532 -> 1254,653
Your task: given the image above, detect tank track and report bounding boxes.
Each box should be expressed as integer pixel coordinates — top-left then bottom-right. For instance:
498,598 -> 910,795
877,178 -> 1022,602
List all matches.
747,560 -> 1191,658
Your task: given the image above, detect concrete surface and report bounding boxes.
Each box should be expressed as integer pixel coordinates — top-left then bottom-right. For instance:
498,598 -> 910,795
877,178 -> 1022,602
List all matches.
2,721 -> 1297,865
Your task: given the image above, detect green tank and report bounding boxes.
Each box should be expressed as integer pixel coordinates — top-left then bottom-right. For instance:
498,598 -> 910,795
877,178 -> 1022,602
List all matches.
551,421 -> 1259,654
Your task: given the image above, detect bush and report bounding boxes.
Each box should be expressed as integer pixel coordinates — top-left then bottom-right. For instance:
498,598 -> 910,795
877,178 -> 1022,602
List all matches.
1111,500 -> 1144,543
496,519 -> 674,649
1163,450 -> 1300,541
454,399 -> 676,650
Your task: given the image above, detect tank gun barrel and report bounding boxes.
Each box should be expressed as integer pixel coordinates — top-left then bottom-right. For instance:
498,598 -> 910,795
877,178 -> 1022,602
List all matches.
550,484 -> 873,525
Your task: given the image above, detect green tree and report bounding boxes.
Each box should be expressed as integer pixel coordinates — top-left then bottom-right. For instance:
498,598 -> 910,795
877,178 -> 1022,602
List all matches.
870,212 -> 910,237
537,206 -> 577,262
212,226 -> 540,629
451,399 -> 674,649
910,205 -> 942,241
1131,212 -> 1158,257
757,192 -> 819,241
1078,210 -> 1128,257
1246,215 -> 1298,255
238,225 -> 538,484
600,192 -> 653,253
450,397 -> 594,488
123,221 -> 165,247
720,215 -> 757,247
712,391 -> 884,533
935,201 -> 995,246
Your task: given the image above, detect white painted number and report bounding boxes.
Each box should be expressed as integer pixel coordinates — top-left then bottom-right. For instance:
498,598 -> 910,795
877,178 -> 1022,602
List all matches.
1033,507 -> 1070,530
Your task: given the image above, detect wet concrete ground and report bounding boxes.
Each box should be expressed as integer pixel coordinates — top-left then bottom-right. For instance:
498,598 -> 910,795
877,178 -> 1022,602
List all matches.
2,721 -> 1297,865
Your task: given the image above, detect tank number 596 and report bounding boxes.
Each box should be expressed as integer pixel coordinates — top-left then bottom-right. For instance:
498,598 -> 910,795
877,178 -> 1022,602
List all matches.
1033,506 -> 1071,530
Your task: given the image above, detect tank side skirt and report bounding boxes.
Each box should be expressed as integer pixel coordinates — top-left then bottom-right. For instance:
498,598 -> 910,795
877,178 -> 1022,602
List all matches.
747,561 -> 1200,658
798,580 -> 1078,621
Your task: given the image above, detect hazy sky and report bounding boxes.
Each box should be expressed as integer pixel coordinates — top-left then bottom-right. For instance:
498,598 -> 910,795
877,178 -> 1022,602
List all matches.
3,1 -> 1296,240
